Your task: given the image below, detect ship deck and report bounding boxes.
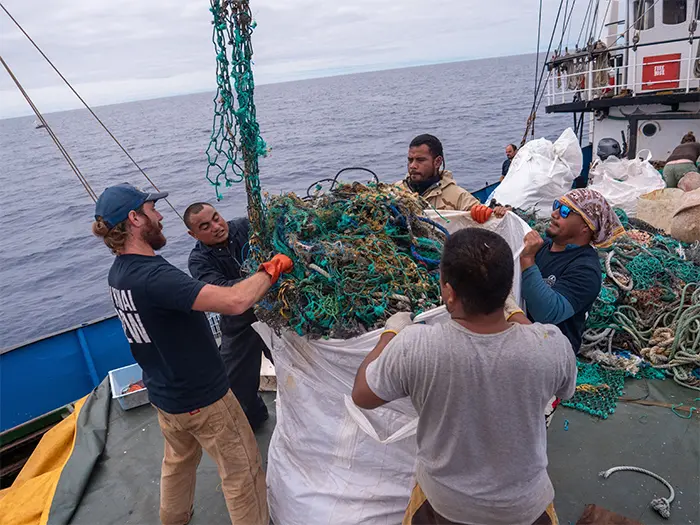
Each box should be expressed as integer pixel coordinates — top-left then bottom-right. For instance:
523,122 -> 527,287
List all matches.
70,380 -> 698,525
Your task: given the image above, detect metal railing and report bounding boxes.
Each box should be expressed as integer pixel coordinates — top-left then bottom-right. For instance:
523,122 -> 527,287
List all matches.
546,53 -> 699,105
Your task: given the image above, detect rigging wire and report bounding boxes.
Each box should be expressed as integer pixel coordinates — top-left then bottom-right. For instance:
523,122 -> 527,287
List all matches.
588,0 -> 601,45
559,0 -> 570,52
0,2 -> 185,222
534,0 -> 544,104
530,0 -> 567,112
523,0 -> 568,144
532,0 -> 567,106
558,0 -> 580,57
0,54 -> 98,202
620,0 -> 662,43
558,0 -> 580,54
566,0 -> 576,45
577,0 -> 595,47
596,0 -> 614,42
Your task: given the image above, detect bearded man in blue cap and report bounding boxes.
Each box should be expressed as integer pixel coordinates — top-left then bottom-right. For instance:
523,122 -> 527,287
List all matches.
92,183 -> 291,525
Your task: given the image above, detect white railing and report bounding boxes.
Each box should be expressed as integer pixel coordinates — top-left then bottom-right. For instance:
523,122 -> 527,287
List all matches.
546,53 -> 699,106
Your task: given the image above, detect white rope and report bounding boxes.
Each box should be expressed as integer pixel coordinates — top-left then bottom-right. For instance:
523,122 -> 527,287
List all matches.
599,465 -> 675,519
605,251 -> 634,292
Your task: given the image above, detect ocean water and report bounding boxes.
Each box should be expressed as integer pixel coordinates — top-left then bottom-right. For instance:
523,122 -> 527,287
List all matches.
0,54 -> 570,348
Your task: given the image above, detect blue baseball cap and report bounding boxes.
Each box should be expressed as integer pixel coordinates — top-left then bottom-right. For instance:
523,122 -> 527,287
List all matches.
95,183 -> 168,228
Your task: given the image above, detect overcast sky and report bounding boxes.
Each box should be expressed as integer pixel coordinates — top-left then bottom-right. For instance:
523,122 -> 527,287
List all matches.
0,0 -> 581,119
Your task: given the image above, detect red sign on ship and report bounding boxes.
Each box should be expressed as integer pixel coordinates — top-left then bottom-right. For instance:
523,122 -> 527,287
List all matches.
641,53 -> 681,90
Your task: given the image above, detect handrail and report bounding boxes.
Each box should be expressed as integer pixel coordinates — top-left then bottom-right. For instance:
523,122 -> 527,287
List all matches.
547,36 -> 695,68
547,54 -> 699,105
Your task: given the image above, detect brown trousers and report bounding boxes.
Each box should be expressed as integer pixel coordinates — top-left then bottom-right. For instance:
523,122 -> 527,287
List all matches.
403,483 -> 558,525
155,390 -> 268,525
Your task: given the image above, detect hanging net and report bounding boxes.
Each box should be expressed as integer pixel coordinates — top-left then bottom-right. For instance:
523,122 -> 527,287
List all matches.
207,0 -> 267,251
206,4 -> 448,338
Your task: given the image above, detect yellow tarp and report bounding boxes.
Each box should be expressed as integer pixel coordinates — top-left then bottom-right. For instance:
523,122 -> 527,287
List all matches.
0,396 -> 87,525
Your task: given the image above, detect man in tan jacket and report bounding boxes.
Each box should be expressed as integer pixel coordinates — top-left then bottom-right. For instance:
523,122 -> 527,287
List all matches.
397,134 -> 480,212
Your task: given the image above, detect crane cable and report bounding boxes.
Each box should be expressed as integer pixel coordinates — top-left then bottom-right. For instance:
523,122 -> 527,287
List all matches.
524,0 -> 570,145
0,54 -> 98,203
0,2 -> 184,222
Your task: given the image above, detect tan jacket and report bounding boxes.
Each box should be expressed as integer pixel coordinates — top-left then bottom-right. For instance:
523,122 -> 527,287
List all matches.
397,170 -> 480,211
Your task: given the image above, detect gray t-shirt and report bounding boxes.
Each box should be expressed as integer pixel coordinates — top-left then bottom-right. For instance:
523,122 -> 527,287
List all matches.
366,320 -> 577,525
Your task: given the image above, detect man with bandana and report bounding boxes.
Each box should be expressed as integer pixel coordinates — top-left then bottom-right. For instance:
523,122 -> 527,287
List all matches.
501,189 -> 624,354
397,134 -> 480,213
497,189 -> 622,429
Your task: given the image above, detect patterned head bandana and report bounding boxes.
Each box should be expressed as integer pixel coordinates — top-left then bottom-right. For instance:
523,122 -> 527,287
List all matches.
559,188 -> 625,248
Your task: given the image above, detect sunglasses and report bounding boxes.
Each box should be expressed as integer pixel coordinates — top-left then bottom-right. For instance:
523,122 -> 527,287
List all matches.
552,200 -> 577,219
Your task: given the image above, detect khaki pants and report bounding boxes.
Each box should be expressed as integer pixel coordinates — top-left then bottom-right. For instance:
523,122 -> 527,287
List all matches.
155,390 -> 269,525
403,483 -> 558,525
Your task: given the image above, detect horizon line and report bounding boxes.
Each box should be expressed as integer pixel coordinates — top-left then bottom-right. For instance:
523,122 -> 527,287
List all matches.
0,51 -> 540,121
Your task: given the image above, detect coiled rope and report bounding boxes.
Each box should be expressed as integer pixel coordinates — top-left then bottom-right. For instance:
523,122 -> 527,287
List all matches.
599,466 -> 675,519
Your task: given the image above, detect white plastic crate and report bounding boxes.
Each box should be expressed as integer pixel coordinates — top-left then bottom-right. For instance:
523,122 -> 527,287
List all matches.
108,363 -> 150,410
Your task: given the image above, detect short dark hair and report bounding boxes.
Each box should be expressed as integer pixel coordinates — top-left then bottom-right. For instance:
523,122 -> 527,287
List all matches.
507,144 -> 518,151
409,134 -> 444,159
440,228 -> 514,315
184,202 -> 213,229
681,131 -> 696,144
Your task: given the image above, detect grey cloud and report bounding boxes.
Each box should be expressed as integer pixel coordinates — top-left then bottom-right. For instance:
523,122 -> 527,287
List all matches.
0,0 -> 580,118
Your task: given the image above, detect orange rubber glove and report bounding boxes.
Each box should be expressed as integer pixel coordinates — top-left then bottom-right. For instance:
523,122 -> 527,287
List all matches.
260,254 -> 293,285
470,204 -> 494,224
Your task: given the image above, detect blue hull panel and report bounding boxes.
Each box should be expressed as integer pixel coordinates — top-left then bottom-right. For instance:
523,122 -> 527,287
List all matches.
471,181 -> 501,204
0,316 -> 133,433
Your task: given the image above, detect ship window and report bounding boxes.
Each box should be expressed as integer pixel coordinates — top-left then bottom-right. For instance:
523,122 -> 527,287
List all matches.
663,0 -> 687,24
633,0 -> 656,29
641,122 -> 658,137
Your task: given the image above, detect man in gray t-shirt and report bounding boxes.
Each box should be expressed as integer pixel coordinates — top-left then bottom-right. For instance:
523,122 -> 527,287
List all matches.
352,228 -> 577,525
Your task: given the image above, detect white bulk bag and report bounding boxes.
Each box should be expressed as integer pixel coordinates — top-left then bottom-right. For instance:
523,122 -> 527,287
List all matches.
588,151 -> 665,217
260,211 -> 530,525
492,128 -> 583,217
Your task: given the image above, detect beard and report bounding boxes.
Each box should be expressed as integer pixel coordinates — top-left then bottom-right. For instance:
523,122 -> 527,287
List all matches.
142,218 -> 167,250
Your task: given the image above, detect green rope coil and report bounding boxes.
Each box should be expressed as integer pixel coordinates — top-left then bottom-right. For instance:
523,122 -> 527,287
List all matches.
515,207 -> 700,407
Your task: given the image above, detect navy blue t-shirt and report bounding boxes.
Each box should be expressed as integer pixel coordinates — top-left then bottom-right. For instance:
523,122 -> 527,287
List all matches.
531,240 -> 602,353
108,254 -> 229,413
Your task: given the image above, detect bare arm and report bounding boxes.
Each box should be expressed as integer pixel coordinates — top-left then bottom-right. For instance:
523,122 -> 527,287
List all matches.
352,332 -> 395,409
192,271 -> 272,316
508,311 -> 532,325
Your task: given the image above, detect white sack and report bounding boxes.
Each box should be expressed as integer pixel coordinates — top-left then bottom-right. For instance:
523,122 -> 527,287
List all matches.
262,212 -> 530,525
588,151 -> 665,217
424,210 -> 531,302
492,128 -> 583,218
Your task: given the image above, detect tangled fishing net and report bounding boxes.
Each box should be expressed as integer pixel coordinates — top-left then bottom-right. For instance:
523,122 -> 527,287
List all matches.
207,0 -> 267,251
516,207 -> 700,418
248,181 -> 447,338
206,3 -> 449,338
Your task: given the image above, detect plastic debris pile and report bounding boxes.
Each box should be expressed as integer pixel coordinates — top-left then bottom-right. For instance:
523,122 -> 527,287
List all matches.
516,207 -> 700,418
249,182 -> 448,338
